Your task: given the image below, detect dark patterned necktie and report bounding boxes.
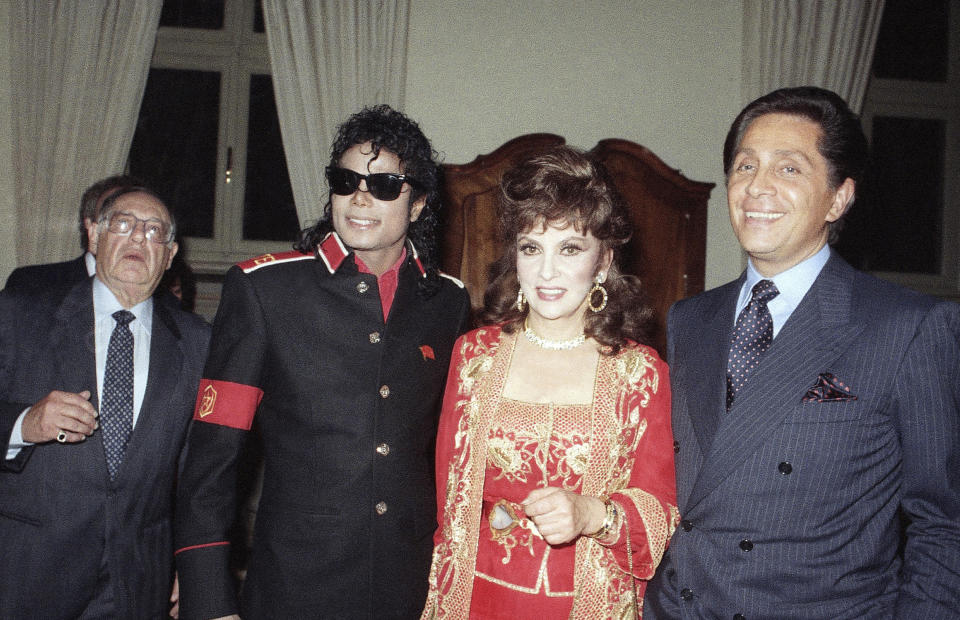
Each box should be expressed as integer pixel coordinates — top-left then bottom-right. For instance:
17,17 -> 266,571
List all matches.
101,310 -> 135,480
726,280 -> 779,410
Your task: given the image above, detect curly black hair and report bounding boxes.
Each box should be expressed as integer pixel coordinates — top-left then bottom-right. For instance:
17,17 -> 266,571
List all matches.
295,105 -> 443,296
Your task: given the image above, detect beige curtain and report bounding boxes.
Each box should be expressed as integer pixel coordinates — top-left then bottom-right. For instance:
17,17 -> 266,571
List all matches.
742,0 -> 885,113
262,0 -> 411,228
0,2 -> 16,279
5,0 -> 161,267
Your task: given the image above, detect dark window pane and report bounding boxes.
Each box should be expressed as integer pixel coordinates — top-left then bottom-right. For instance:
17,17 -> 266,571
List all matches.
254,0 -> 265,33
243,74 -> 299,242
872,0 -> 948,82
836,117 -> 945,274
130,68 -> 221,239
160,0 -> 225,30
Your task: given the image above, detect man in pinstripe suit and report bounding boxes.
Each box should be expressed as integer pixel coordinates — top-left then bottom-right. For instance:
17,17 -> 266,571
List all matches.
644,87 -> 960,619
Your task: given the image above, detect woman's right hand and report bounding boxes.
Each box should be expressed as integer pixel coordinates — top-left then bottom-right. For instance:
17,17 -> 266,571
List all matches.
522,487 -> 607,545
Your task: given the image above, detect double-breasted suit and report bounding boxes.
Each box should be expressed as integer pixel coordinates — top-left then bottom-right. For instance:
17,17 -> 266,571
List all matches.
0,278 -> 210,618
644,252 -> 960,619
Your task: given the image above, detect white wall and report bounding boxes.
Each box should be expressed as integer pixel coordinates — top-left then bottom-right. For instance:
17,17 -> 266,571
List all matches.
405,0 -> 745,289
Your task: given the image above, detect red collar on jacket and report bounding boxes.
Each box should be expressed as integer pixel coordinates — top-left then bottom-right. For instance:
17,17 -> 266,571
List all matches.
318,232 -> 426,319
317,232 -> 426,277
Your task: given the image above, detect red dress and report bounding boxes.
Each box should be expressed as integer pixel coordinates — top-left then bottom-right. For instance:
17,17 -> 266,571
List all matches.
470,399 -> 590,617
422,327 -> 678,619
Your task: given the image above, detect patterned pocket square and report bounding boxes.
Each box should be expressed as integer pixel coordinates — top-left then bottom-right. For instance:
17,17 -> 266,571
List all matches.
802,372 -> 857,402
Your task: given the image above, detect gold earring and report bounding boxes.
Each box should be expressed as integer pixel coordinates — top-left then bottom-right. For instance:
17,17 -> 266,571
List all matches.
516,289 -> 526,312
588,280 -> 608,313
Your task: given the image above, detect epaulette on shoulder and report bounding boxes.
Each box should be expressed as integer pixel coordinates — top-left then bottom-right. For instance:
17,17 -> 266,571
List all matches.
237,250 -> 314,273
437,271 -> 465,288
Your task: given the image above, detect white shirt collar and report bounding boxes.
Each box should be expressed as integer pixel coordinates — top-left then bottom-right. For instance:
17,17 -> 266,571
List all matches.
92,276 -> 153,333
737,244 -> 830,337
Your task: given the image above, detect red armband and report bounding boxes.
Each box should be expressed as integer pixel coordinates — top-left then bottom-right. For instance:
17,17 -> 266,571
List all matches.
193,378 -> 263,430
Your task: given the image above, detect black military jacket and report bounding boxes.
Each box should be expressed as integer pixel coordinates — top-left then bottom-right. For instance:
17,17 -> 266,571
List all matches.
176,233 -> 471,619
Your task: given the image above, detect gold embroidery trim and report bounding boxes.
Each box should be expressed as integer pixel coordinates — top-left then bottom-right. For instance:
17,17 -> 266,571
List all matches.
475,546 -> 575,597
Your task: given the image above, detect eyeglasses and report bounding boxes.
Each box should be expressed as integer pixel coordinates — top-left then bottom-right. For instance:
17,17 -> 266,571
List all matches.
325,166 -> 422,201
102,212 -> 173,245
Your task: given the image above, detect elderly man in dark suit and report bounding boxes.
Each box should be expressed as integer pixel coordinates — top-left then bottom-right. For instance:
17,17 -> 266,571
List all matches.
0,187 -> 210,618
644,87 -> 960,619
4,173 -> 140,293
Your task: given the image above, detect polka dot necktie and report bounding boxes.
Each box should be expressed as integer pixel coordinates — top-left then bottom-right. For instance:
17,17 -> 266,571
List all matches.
726,280 -> 779,410
101,310 -> 135,480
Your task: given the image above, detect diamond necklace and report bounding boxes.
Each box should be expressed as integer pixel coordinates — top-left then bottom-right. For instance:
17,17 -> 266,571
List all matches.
523,320 -> 585,350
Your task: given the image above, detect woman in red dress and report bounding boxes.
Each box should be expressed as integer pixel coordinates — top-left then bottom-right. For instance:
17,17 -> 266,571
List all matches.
422,146 -> 678,619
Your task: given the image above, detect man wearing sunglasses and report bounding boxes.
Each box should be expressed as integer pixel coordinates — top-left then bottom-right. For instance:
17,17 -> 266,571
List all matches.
0,187 -> 210,618
175,105 -> 471,620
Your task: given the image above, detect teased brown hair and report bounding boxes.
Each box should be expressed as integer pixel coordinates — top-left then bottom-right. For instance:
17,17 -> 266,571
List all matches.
479,145 -> 654,353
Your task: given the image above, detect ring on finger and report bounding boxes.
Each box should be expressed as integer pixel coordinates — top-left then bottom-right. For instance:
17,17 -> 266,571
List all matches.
56,430 -> 67,443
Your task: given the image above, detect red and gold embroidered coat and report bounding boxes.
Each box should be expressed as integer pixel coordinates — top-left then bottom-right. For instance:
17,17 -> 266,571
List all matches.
422,326 -> 679,619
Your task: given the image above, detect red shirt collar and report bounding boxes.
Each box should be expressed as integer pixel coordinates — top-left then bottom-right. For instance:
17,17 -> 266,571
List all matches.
317,232 -> 424,320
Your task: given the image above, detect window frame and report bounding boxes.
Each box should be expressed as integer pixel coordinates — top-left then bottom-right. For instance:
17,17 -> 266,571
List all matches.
857,5 -> 960,300
146,0 -> 298,274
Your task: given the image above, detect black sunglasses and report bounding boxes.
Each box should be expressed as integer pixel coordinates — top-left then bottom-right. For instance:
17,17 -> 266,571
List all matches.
325,166 -> 422,201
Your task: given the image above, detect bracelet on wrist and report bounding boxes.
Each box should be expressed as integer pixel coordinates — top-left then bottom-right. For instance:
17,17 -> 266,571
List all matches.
585,498 -> 618,540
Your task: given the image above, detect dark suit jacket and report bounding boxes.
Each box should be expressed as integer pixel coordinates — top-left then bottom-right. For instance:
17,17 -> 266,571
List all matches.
4,254 -> 89,293
0,279 -> 210,619
644,252 -> 960,619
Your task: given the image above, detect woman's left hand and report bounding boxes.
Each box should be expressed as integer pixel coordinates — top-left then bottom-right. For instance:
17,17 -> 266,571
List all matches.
522,487 -> 606,545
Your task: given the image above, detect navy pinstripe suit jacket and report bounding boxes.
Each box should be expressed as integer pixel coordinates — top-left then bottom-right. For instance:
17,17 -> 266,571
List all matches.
644,251 -> 960,619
